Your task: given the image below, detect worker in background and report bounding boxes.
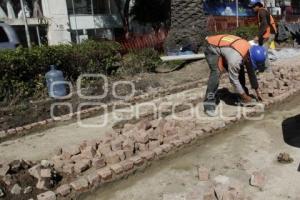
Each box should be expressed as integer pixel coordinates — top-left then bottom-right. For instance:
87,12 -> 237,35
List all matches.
249,0 -> 277,70
203,34 -> 267,117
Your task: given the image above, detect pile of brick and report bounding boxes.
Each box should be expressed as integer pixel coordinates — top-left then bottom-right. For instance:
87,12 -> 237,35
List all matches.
0,64 -> 299,200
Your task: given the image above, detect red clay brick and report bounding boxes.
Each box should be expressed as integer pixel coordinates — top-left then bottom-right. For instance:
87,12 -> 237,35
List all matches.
70,178 -> 89,191
97,168 -> 112,181
110,164 -> 124,175
130,156 -> 145,166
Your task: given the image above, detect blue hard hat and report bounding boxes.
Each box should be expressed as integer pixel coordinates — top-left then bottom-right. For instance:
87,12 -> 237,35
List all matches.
249,45 -> 267,72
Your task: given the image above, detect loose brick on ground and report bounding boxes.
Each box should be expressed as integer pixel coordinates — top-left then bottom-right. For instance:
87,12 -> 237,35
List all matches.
56,184 -> 71,197
92,157 -> 106,169
130,156 -> 145,166
86,172 -> 100,186
37,191 -> 56,200
74,159 -> 91,173
110,164 -> 124,174
120,160 -> 134,171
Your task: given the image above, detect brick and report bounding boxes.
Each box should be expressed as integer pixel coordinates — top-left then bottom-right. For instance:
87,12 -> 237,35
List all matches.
171,140 -> 183,148
105,152 -> 120,164
250,171 -> 266,189
15,127 -> 24,132
37,191 -> 56,200
136,142 -> 149,152
86,172 -> 100,186
97,168 -> 112,180
124,150 -> 134,158
74,159 -> 91,173
122,139 -> 135,151
62,164 -> 74,174
70,178 -> 89,191
140,151 -> 155,161
111,139 -> 123,151
134,130 -> 149,144
10,184 -> 22,194
0,164 -> 10,176
148,129 -> 160,140
36,179 -> 47,190
120,160 -> 134,171
28,164 -> 41,179
92,157 -> 106,169
63,145 -> 80,156
97,143 -> 112,156
7,129 -> 16,135
149,140 -> 160,150
81,146 -> 96,159
110,164 -> 124,174
198,167 -> 209,181
161,144 -> 172,153
40,169 -> 52,178
130,156 -> 144,166
56,184 -> 71,197
153,147 -> 164,157
137,120 -> 152,130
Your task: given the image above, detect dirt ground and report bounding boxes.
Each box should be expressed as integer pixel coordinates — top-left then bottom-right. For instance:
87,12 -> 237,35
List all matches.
80,95 -> 300,200
0,60 -> 209,131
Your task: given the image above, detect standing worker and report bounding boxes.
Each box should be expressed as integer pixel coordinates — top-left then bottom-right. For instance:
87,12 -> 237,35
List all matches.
249,0 -> 277,69
203,34 -> 267,117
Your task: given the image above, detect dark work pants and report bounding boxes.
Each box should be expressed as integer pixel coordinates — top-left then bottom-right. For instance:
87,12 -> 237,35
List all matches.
204,46 -> 220,111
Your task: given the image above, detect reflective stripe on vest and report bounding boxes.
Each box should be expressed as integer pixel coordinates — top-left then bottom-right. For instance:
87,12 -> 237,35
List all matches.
258,8 -> 277,39
206,35 -> 250,57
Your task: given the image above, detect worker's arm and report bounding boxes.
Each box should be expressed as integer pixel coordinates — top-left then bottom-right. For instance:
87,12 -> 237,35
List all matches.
257,9 -> 269,45
245,60 -> 263,101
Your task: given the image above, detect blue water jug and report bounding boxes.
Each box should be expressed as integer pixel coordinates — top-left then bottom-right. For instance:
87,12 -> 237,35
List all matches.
45,65 -> 67,98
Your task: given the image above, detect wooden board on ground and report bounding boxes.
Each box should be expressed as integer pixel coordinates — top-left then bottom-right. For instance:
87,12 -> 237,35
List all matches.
160,54 -> 205,62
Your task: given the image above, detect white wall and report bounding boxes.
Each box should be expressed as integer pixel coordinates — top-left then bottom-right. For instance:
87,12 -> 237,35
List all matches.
42,0 -> 72,45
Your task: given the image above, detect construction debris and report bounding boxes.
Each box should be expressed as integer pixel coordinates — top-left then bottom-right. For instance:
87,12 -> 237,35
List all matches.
277,152 -> 294,164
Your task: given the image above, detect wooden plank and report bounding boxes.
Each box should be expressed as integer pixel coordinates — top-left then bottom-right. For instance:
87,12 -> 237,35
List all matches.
160,54 -> 205,62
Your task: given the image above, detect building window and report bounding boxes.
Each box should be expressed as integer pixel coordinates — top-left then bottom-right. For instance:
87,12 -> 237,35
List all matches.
0,27 -> 9,42
67,0 -> 117,15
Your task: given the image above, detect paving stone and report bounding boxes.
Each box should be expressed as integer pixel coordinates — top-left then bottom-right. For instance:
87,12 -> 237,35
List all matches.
56,184 -> 71,197
86,172 -> 100,186
110,164 -> 124,174
130,156 -> 145,166
70,178 -> 89,191
81,146 -> 96,159
62,164 -> 74,174
148,140 -> 161,150
198,167 -> 209,181
116,150 -> 126,161
120,160 -> 134,171
28,164 -> 41,179
37,191 -> 56,200
40,169 -> 52,178
111,139 -> 123,151
63,145 -> 80,156
250,171 -> 266,189
74,159 -> 91,173
92,157 -> 106,169
97,168 -> 112,180
24,186 -> 33,194
105,152 -> 120,164
140,151 -> 155,161
10,184 -> 22,194
0,163 -> 10,176
134,130 -> 149,144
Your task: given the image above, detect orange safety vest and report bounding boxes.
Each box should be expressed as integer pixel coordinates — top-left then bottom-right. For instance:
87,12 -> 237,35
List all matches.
206,35 -> 250,72
258,8 -> 277,39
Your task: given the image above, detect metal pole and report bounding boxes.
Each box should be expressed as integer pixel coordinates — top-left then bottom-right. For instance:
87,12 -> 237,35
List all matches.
236,0 -> 239,27
91,0 -> 96,35
71,0 -> 79,43
20,0 -> 31,48
36,26 -> 41,46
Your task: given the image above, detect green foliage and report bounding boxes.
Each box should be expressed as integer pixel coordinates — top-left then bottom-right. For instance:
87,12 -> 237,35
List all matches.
118,48 -> 162,75
217,25 -> 258,40
0,40 -> 121,104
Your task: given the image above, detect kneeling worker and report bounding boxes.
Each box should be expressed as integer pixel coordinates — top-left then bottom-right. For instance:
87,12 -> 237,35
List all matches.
203,34 -> 267,117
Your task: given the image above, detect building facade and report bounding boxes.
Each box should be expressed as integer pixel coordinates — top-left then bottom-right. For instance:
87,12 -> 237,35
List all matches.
0,0 -> 125,46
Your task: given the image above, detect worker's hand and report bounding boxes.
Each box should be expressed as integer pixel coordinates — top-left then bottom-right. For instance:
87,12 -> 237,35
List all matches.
255,89 -> 263,102
240,93 -> 254,103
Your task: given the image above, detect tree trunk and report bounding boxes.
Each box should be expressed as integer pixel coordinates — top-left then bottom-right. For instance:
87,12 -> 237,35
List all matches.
164,0 -> 207,53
